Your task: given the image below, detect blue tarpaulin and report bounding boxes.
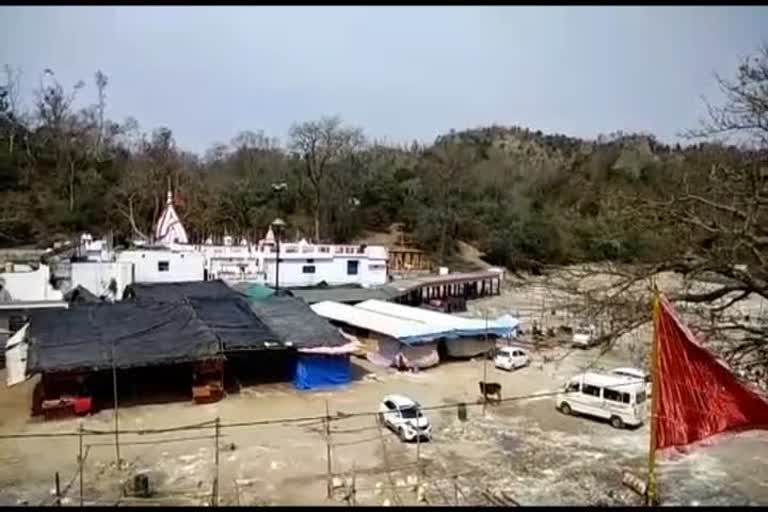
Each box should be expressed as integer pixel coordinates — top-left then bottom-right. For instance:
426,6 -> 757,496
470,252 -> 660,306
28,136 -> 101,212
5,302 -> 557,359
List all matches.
293,354 -> 351,390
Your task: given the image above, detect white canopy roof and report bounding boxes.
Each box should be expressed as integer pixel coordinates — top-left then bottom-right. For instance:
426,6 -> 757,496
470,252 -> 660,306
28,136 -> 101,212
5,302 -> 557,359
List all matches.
310,301 -> 451,343
355,300 -> 519,338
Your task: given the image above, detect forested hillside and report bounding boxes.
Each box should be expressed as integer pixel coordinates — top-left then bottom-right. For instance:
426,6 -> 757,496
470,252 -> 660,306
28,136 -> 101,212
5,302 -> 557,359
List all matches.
0,48 -> 765,278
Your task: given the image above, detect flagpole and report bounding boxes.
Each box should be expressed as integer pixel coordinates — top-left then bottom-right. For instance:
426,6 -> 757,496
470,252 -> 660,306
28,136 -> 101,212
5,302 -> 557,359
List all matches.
646,287 -> 662,506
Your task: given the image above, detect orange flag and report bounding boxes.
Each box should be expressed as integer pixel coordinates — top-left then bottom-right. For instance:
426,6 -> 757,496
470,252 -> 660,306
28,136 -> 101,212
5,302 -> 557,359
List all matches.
654,295 -> 768,450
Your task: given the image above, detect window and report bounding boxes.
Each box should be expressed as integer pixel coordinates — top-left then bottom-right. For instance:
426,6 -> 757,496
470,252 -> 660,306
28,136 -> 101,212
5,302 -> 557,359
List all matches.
302,265 -> 316,274
603,389 -> 629,403
400,407 -> 422,419
636,391 -> 647,404
158,261 -> 170,272
384,401 -> 396,410
566,382 -> 580,393
347,260 -> 359,275
582,384 -> 601,397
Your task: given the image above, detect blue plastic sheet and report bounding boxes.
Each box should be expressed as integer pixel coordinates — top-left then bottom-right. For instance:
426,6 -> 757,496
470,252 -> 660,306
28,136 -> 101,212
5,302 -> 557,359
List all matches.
293,354 -> 351,390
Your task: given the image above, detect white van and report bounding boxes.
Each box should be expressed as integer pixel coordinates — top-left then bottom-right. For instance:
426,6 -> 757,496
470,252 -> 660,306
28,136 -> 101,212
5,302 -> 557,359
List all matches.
555,371 -> 648,428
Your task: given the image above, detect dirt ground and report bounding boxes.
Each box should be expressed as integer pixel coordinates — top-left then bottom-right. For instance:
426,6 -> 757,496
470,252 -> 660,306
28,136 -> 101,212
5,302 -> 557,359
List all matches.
1,275 -> 768,506
2,343 -> 767,506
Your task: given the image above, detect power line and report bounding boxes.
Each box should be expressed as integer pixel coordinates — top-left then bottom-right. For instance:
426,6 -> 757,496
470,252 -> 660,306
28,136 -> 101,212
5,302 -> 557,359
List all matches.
0,380 -> 651,441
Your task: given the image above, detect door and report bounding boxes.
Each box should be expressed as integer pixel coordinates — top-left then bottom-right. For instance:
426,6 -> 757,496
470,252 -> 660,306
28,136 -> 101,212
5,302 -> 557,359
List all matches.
511,350 -> 526,368
575,384 -> 606,418
603,388 -> 633,422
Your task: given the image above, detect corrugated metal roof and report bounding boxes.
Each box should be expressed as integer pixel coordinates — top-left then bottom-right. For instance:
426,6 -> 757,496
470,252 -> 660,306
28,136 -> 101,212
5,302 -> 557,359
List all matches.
388,270 -> 503,293
310,301 -> 452,344
355,299 -> 518,338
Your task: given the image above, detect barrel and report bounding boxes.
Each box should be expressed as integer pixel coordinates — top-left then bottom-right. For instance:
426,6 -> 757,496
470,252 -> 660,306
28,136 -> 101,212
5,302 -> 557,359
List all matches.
457,402 -> 467,421
134,473 -> 150,498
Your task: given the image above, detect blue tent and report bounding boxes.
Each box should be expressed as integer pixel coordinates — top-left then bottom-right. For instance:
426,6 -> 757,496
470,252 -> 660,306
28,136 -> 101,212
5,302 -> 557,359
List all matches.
293,353 -> 351,390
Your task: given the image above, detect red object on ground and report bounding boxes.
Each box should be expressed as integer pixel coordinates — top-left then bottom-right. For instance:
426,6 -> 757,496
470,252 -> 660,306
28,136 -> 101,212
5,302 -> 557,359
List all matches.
654,295 -> 768,450
74,396 -> 92,415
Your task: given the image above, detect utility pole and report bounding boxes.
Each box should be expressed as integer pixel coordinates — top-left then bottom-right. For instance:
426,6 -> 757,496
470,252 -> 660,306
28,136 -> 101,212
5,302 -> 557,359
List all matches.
111,343 -> 120,467
270,182 -> 287,295
271,217 -> 287,295
482,310 -> 489,416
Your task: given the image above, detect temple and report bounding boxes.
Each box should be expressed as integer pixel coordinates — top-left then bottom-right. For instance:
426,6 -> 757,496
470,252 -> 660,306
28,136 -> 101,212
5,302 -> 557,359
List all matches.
58,189 -> 389,298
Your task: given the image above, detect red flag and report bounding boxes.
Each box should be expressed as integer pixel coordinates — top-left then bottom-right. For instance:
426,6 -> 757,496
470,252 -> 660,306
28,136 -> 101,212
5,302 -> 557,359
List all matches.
654,295 -> 768,450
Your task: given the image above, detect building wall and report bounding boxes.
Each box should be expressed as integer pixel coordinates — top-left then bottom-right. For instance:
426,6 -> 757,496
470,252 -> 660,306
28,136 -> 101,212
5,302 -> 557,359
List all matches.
117,250 -> 205,283
0,264 -> 64,301
70,262 -> 134,299
262,255 -> 388,287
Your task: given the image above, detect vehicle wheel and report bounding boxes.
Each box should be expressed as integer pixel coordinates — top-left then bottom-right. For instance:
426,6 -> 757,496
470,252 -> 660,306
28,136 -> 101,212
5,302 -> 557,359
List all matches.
610,416 -> 624,429
560,402 -> 571,415
398,427 -> 407,442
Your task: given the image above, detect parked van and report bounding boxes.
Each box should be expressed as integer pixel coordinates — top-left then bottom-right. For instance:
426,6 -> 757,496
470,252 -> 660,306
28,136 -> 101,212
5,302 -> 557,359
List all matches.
555,371 -> 648,428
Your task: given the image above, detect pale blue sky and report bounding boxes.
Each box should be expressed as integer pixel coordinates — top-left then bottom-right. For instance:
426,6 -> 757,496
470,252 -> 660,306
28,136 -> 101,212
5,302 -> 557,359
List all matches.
1,6 -> 766,154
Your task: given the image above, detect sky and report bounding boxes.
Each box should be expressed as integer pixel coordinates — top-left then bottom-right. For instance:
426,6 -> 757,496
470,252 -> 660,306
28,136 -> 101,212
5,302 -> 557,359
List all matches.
1,6 -> 767,154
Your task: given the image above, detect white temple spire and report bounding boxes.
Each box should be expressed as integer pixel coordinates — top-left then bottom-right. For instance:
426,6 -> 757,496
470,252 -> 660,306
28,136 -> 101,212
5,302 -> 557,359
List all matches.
154,185 -> 189,246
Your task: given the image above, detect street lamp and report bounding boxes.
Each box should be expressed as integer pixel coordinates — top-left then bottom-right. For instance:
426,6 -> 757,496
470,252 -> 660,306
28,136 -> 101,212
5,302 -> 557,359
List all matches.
271,217 -> 287,295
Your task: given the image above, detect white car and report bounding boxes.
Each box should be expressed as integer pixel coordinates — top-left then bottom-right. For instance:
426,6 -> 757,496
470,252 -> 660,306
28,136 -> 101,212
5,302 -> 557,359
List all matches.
494,346 -> 529,371
572,325 -> 597,348
378,394 -> 432,442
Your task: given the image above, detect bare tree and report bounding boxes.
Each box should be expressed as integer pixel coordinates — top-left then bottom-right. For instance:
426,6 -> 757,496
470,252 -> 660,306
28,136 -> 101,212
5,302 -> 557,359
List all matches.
289,116 -> 365,241
551,46 -> 768,391
34,71 -> 91,212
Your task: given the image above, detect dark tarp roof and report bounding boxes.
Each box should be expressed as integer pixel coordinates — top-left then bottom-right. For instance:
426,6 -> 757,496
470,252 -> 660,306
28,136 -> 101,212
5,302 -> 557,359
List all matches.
248,296 -> 348,348
63,285 -> 102,304
287,285 -> 401,305
230,282 -> 276,301
28,292 -> 287,373
188,297 -> 281,351
27,301 -> 221,373
122,280 -> 282,351
122,280 -> 242,302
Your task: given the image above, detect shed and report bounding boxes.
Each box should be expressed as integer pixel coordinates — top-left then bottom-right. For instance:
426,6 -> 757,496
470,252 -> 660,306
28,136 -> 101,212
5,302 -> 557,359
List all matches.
355,299 -> 519,358
250,296 -> 358,390
310,301 -> 449,370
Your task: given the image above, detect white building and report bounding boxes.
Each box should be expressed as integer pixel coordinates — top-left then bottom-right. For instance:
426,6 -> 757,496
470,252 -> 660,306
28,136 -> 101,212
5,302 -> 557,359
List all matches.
65,189 -> 389,297
117,249 -> 205,283
0,262 -> 64,302
0,263 -> 67,349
